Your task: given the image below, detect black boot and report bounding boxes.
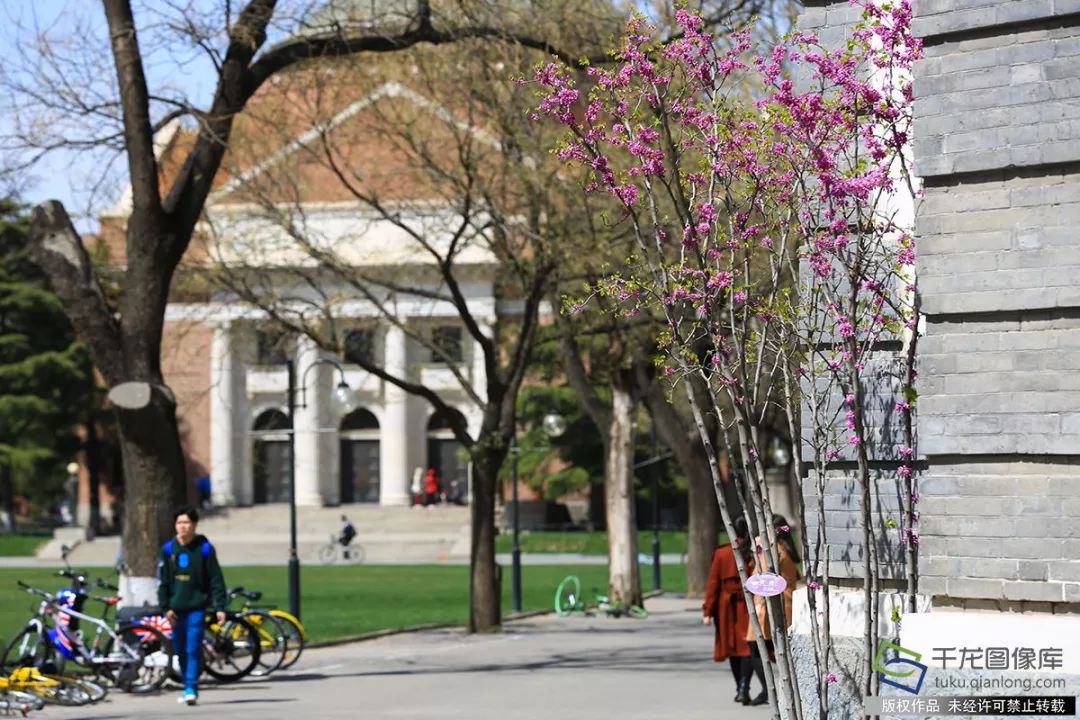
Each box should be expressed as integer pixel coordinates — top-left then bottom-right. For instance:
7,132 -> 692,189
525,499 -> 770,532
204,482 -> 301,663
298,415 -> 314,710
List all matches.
734,678 -> 750,705
750,690 -> 769,706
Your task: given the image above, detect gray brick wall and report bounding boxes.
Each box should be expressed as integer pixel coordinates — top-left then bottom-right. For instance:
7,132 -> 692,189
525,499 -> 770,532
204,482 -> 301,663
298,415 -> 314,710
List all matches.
912,2 -> 1080,610
919,462 -> 1080,603
803,469 -> 909,580
913,23 -> 1080,178
800,351 -> 913,463
911,4 -> 1080,612
918,170 -> 1080,314
920,316 -> 1080,455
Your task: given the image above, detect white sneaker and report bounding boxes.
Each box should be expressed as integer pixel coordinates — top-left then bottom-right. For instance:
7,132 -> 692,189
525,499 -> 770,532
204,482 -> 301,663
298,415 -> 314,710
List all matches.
178,693 -> 197,706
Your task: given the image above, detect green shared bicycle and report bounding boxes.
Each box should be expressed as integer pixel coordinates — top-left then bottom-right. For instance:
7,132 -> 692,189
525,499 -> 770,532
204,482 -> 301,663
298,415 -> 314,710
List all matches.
553,575 -> 648,619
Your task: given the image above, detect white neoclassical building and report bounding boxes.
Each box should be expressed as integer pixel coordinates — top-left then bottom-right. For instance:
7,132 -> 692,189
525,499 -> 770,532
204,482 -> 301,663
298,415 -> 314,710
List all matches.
188,306 -> 489,508
153,200 -> 498,507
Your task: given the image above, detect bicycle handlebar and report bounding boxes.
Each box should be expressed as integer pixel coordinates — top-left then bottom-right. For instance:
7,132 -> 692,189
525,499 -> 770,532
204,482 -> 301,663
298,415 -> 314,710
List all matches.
17,581 -> 54,601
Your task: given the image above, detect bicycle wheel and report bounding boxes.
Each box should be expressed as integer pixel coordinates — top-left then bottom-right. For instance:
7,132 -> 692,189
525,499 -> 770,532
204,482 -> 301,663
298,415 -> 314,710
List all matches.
54,675 -> 107,703
0,625 -> 50,674
1,688 -> 45,711
345,544 -> 365,564
554,575 -> 582,616
267,610 -> 305,670
203,615 -> 260,683
107,623 -> 173,693
317,544 -> 337,564
241,611 -> 287,677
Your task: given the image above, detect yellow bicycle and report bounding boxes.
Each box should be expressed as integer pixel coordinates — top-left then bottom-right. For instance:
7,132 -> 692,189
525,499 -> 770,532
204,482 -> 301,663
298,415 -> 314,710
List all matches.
227,588 -> 306,670
2,667 -> 104,707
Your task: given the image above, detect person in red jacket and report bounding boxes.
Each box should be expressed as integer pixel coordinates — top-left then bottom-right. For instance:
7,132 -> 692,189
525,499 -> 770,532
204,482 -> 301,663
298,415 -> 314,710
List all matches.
703,516 -> 753,704
423,467 -> 440,507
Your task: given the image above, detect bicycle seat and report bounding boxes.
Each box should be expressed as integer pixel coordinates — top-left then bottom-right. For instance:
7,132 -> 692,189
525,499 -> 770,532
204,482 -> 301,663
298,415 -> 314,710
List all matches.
227,586 -> 245,596
242,590 -> 262,601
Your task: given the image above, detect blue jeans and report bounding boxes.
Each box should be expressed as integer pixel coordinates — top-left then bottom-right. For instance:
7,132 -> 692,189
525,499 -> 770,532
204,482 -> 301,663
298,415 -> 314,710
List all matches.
173,609 -> 205,694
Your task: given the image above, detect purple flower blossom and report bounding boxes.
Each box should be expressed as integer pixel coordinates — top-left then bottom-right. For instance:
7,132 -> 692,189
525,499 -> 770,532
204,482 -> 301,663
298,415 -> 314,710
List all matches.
825,673 -> 838,683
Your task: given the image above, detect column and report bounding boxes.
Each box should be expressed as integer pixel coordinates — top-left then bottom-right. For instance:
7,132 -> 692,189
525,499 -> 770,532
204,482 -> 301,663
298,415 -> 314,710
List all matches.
379,323 -> 410,505
210,322 -> 238,506
293,335 -> 324,506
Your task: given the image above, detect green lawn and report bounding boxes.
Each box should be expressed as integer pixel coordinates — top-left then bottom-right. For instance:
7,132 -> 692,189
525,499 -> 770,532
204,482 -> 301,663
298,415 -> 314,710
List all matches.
496,530 -> 711,555
0,564 -> 688,647
0,534 -> 49,557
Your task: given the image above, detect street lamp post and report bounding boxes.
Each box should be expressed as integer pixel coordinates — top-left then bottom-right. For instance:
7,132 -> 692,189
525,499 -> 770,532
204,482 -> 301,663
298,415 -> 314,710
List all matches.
509,407 -> 566,614
510,436 -> 522,613
650,424 -> 661,592
285,355 -> 359,621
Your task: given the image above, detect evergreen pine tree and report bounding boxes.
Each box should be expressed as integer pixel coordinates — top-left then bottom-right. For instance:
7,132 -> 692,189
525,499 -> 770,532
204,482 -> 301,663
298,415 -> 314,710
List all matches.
0,198 -> 91,530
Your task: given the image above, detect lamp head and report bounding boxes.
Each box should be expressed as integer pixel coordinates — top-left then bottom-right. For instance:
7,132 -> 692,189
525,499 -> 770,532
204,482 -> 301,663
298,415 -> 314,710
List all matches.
331,381 -> 359,415
542,410 -> 566,439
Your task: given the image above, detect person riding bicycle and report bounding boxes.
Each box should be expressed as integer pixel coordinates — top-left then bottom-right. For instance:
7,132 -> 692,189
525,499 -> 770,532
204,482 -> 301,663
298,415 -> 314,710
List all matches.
339,514 -> 357,559
157,506 -> 226,707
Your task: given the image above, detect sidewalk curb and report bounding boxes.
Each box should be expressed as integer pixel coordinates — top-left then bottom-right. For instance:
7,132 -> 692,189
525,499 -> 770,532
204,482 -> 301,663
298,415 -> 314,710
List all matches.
307,607 -> 557,649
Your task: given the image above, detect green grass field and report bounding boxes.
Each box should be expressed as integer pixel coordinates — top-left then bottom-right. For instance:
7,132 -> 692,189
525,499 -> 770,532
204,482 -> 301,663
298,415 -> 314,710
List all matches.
0,535 -> 50,557
0,564 -> 688,647
495,530 -> 713,555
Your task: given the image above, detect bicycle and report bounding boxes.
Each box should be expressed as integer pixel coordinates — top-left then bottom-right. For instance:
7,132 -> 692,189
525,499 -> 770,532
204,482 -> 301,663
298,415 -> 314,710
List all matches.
553,575 -> 648,619
225,587 -> 306,672
1,582 -> 171,694
2,667 -> 103,707
315,536 -> 365,564
220,589 -> 288,677
133,609 -> 262,684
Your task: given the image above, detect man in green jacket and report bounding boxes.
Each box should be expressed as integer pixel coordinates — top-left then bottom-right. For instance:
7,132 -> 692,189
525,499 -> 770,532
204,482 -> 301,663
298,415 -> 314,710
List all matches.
158,506 -> 227,706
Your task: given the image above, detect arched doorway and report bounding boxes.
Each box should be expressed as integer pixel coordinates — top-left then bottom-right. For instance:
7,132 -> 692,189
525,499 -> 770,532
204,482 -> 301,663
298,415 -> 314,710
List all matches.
252,409 -> 291,504
426,408 -> 468,504
340,409 -> 380,504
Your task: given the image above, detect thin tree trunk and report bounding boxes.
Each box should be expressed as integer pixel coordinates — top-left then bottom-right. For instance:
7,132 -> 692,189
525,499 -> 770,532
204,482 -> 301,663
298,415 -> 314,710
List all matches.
468,452 -> 502,632
0,463 -> 15,534
606,382 -> 641,607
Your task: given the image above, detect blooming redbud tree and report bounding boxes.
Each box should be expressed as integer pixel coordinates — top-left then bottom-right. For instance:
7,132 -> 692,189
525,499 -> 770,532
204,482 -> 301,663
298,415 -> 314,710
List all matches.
534,2 -> 921,718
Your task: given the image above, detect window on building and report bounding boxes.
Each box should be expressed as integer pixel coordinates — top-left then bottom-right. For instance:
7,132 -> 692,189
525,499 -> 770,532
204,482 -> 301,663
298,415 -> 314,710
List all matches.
344,328 -> 376,367
255,329 -> 293,366
430,326 -> 463,364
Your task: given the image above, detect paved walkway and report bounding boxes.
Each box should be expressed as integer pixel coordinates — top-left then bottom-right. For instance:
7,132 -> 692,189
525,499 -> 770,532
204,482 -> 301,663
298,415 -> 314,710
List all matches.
42,595 -> 770,719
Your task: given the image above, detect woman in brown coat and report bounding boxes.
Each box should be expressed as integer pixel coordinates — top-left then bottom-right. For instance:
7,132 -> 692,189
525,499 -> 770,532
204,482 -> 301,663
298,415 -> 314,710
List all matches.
702,516 -> 753,704
743,513 -> 801,706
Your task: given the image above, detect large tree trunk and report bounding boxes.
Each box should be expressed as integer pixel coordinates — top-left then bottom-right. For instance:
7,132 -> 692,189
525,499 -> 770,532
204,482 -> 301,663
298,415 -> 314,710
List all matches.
605,382 -> 641,607
115,395 -> 188,603
468,451 -> 503,632
643,383 -> 718,598
684,459 -> 718,597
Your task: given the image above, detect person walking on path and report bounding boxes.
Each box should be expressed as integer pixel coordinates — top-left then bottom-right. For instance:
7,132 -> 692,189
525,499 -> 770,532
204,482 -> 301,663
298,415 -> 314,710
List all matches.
743,513 -> 801,707
423,467 -> 440,508
703,516 -> 753,704
157,506 -> 227,707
